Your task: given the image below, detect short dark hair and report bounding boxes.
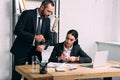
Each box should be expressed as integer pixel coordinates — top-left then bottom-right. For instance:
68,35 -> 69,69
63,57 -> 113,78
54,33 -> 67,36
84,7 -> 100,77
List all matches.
41,0 -> 54,8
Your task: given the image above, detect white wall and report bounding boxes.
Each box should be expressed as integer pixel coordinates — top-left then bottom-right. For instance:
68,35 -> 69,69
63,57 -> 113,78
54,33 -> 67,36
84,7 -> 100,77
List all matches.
0,0 -> 12,80
111,0 -> 120,42
60,0 -> 114,58
1,0 -> 120,80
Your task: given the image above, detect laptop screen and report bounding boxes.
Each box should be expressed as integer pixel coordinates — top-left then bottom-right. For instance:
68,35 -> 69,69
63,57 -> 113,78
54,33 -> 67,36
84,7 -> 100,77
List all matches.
93,50 -> 109,68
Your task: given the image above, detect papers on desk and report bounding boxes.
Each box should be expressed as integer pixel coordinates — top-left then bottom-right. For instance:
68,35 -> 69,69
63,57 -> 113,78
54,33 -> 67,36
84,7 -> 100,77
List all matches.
47,62 -> 61,68
47,62 -> 77,72
55,67 -> 66,72
111,64 -> 120,68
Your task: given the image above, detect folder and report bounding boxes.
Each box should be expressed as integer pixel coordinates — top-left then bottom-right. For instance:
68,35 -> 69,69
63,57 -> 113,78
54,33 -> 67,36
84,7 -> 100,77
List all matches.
15,0 -> 20,14
22,0 -> 27,10
52,17 -> 59,32
19,0 -> 25,12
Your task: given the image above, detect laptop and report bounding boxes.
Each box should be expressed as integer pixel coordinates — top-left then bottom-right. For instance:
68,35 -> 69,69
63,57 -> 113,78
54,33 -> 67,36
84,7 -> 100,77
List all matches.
80,50 -> 109,68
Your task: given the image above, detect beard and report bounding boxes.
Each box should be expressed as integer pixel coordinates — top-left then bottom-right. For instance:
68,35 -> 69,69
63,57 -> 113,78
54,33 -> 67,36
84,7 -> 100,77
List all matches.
41,10 -> 45,18
41,10 -> 49,18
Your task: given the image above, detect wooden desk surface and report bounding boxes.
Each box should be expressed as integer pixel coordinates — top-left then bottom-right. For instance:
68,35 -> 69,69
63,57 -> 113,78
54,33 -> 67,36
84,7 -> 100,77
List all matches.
16,61 -> 120,80
16,65 -> 53,80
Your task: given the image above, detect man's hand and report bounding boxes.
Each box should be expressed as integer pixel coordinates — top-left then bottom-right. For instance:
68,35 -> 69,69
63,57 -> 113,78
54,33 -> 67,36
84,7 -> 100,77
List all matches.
36,45 -> 45,52
34,34 -> 45,42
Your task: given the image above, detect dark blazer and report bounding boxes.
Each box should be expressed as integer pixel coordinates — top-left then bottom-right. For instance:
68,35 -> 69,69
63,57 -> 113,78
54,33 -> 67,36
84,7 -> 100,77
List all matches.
49,42 -> 92,63
10,9 -> 51,59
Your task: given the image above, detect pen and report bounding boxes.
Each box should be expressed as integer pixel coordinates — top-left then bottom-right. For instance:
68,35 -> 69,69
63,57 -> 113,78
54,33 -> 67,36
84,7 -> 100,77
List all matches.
69,68 -> 77,70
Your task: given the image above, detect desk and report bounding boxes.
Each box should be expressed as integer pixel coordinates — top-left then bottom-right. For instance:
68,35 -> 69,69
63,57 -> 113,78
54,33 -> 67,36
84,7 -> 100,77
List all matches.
16,61 -> 120,80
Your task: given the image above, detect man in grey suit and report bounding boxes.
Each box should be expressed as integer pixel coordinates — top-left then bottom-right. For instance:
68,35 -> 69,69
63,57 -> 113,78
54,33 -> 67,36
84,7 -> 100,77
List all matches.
10,0 -> 54,80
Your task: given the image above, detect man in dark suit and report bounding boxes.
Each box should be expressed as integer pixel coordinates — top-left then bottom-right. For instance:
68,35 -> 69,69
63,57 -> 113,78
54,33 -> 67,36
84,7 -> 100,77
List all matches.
49,29 -> 92,63
10,0 -> 54,80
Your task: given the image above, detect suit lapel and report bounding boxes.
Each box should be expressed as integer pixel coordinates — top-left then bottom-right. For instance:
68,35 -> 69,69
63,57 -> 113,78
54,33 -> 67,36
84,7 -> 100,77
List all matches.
70,46 -> 75,56
41,18 -> 45,34
33,9 -> 37,33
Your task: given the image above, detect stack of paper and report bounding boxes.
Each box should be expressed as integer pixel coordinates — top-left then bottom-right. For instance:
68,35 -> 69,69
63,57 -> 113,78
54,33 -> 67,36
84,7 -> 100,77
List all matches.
47,62 -> 77,72
47,62 -> 61,68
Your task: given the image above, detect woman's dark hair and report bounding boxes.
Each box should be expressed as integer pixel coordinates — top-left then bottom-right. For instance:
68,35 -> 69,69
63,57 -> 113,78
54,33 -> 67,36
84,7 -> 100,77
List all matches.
67,29 -> 78,45
41,0 -> 54,8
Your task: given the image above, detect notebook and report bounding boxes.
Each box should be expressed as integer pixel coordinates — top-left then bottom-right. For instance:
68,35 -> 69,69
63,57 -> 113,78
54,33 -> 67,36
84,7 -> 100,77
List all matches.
81,50 -> 109,68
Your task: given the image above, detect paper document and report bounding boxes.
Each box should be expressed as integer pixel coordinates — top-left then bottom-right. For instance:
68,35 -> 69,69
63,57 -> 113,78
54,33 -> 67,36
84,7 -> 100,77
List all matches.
47,62 -> 77,71
47,62 -> 61,68
112,64 -> 120,68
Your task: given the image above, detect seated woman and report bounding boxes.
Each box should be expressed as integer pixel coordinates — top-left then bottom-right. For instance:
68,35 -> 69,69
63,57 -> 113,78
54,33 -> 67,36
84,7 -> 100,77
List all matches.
49,29 -> 92,63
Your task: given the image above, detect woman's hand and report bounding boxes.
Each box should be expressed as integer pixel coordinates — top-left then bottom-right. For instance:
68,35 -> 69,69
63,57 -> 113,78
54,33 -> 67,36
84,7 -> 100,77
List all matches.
58,53 -> 69,61
68,56 -> 79,62
68,56 -> 76,62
